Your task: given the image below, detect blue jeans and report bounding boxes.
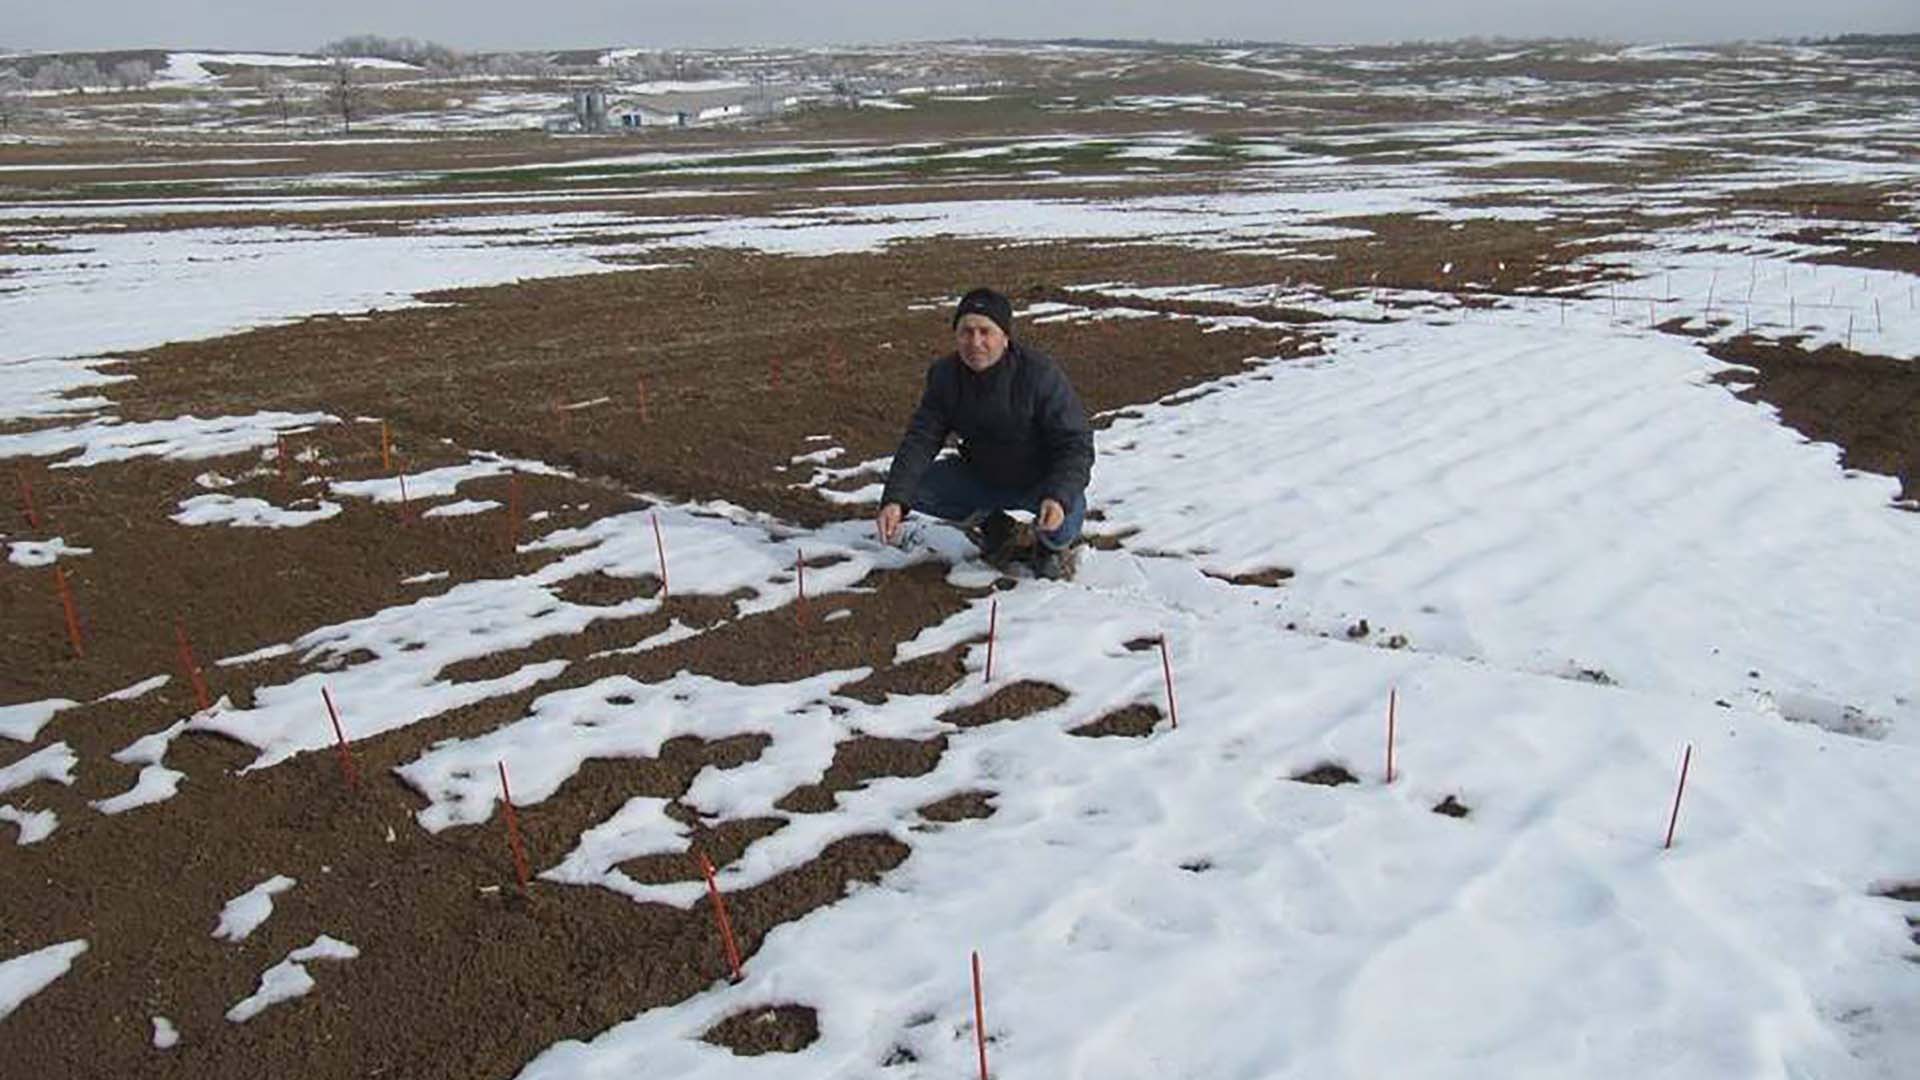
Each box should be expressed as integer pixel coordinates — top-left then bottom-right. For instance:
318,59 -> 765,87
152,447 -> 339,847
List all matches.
909,457 -> 1086,551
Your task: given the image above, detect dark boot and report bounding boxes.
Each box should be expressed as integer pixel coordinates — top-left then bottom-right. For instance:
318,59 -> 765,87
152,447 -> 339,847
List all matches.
1031,542 -> 1081,581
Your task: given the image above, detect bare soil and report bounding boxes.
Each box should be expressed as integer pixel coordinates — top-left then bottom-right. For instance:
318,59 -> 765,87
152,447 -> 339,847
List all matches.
1707,336 -> 1920,504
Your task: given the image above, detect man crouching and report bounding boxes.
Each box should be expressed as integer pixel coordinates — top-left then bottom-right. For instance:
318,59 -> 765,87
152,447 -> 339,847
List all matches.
874,287 -> 1094,580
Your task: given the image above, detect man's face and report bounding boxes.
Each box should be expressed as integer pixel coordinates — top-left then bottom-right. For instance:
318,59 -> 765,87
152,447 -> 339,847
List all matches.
955,314 -> 1009,372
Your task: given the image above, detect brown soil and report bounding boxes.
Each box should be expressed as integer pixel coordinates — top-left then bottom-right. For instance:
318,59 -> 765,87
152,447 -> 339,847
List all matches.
702,1004 -> 821,1056
1707,336 -> 1920,504
936,681 -> 1071,727
0,704 -> 906,1080
621,815 -> 787,885
1069,703 -> 1164,738
917,790 -> 998,823
1432,795 -> 1471,818
1203,566 -> 1294,587
774,734 -> 947,813
97,241 -> 1314,528
837,641 -> 973,704
1292,763 -> 1359,787
1771,230 -> 1920,275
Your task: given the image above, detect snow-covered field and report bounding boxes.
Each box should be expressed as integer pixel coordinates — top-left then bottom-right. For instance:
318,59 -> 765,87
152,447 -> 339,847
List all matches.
3,37 -> 1919,1080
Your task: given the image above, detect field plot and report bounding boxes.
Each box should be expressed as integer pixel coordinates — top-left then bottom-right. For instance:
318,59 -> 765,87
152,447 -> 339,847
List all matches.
4,38 -> 1920,1080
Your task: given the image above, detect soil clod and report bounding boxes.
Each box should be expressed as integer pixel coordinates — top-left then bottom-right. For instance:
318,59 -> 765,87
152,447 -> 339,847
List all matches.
1069,703 -> 1164,738
703,1004 -> 821,1056
1293,763 -> 1359,787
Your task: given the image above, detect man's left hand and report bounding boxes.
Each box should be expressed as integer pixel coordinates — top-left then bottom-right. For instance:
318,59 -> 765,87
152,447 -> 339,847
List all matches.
1038,498 -> 1066,533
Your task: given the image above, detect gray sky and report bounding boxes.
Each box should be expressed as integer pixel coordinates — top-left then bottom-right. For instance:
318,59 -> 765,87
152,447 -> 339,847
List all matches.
7,0 -> 1917,54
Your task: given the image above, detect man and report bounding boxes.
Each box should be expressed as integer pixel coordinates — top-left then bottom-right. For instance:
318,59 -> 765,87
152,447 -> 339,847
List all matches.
874,287 -> 1095,580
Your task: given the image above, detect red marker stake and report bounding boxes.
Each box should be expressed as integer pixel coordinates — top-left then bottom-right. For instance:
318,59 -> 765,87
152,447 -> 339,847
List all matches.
769,356 -> 783,391
636,376 -> 651,424
1386,687 -> 1398,784
651,511 -> 669,597
499,761 -> 532,896
18,470 -> 41,529
698,851 -> 745,982
795,550 -> 808,626
972,950 -> 989,1080
1158,633 -> 1179,730
53,566 -> 84,659
984,598 -> 998,683
320,687 -> 359,790
175,621 -> 211,712
275,435 -> 291,488
505,474 -> 522,554
1663,743 -> 1693,850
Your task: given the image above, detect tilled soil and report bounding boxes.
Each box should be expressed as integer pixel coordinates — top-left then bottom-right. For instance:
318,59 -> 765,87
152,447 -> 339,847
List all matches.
9,128 -> 1910,1078
0,227 -> 1327,1077
1707,335 -> 1920,505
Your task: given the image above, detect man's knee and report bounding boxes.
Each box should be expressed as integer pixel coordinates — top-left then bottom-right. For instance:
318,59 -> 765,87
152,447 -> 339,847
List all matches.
909,458 -> 987,522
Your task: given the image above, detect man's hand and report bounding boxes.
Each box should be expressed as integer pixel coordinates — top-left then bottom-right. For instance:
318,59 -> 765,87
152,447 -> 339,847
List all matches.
876,502 -> 905,545
1038,498 -> 1066,533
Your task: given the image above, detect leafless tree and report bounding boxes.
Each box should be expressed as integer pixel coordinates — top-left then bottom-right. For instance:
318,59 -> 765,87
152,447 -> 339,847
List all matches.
69,60 -> 104,93
111,59 -> 153,91
30,59 -> 75,92
254,68 -> 294,127
324,59 -> 364,132
0,72 -> 27,133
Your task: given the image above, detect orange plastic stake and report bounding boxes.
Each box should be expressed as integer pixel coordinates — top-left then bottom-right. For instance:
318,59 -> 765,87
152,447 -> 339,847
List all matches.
1158,633 -> 1179,730
972,950 -> 989,1080
651,511 -> 669,597
769,356 -> 783,391
636,376 -> 651,424
498,762 -> 532,896
175,621 -> 211,712
795,550 -> 808,626
276,434 -> 291,487
984,598 -> 998,683
53,566 -> 84,659
321,687 -> 359,790
506,473 -> 522,554
697,851 -> 744,982
1386,687 -> 1398,784
1663,744 -> 1694,851
18,469 -> 41,529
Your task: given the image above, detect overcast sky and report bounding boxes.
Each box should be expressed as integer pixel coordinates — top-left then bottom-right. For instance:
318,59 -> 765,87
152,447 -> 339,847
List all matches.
8,0 -> 1917,54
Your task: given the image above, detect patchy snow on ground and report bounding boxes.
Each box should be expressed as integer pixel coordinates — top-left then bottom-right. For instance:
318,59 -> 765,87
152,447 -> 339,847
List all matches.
0,940 -> 88,1021
225,935 -> 360,1023
0,742 -> 78,797
0,699 -> 78,743
3,53 -> 1919,1075
172,494 -> 343,528
0,804 -> 59,845
213,875 -> 298,942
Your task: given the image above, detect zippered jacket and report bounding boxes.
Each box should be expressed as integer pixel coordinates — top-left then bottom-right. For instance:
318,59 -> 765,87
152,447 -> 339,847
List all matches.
881,341 -> 1095,510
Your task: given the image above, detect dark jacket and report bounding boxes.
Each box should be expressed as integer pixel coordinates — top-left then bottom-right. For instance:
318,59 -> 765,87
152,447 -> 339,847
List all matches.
881,341 -> 1095,510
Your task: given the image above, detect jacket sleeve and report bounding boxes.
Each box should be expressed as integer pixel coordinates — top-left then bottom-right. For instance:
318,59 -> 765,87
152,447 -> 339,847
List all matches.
1035,362 -> 1095,507
880,360 -> 954,510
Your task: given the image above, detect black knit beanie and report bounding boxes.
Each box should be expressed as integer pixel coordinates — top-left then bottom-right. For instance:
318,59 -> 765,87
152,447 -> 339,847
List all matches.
952,287 -> 1014,337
